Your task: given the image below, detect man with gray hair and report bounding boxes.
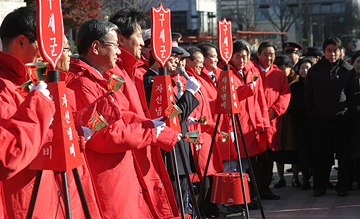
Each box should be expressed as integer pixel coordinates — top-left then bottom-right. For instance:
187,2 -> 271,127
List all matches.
67,18 -> 180,218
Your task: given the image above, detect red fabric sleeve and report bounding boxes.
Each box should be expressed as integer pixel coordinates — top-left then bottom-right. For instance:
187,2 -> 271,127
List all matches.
0,90 -> 55,180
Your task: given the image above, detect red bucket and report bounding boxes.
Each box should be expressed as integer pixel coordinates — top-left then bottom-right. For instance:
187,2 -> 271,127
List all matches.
211,172 -> 250,204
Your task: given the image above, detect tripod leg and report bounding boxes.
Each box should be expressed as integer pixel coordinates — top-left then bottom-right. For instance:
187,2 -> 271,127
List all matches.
26,170 -> 43,219
235,113 -> 265,219
231,114 -> 250,219
198,114 -> 221,207
60,171 -> 72,219
170,149 -> 186,219
176,140 -> 201,218
72,168 -> 91,219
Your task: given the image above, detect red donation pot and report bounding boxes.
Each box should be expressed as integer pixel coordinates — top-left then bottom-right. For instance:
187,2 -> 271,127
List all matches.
211,172 -> 250,204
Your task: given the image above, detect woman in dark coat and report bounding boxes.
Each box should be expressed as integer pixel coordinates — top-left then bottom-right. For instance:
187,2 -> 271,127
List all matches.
295,58 -> 314,190
274,55 -> 303,188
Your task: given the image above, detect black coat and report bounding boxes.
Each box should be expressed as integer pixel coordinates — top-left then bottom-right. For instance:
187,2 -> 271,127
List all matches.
143,69 -> 199,176
305,57 -> 360,120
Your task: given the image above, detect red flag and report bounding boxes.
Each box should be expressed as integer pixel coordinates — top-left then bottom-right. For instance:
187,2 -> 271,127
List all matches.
36,0 -> 64,69
151,4 -> 172,68
218,18 -> 233,65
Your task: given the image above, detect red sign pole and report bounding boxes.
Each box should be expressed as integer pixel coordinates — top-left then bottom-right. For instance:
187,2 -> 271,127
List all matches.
215,18 -> 240,115
27,1 -> 90,218
149,4 -> 181,132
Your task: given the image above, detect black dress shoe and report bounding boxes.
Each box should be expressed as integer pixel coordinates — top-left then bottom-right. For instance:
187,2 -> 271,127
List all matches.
336,188 -> 348,196
313,188 -> 326,197
260,193 -> 280,200
300,181 -> 311,190
292,179 -> 302,188
225,205 -> 244,213
274,179 -> 286,188
241,200 -> 259,210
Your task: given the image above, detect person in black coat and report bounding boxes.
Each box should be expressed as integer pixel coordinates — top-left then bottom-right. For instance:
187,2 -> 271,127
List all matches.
144,48 -> 200,214
305,37 -> 360,197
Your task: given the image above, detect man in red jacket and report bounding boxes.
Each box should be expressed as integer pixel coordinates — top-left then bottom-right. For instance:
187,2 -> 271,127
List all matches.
184,47 -> 225,217
107,9 -> 187,218
0,7 -> 61,219
68,18 -> 180,219
252,41 -> 291,200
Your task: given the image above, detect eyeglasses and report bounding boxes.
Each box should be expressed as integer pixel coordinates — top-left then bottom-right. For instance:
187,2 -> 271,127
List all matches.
102,41 -> 119,49
63,46 -> 71,53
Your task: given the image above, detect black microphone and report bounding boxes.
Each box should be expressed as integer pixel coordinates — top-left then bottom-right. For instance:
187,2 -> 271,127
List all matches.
177,66 -> 190,80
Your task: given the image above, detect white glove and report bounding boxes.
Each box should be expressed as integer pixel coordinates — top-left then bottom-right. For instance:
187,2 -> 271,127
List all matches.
185,77 -> 201,95
177,133 -> 183,142
187,117 -> 197,126
151,117 -> 166,138
30,81 -> 51,100
230,131 -> 235,143
82,126 -> 93,143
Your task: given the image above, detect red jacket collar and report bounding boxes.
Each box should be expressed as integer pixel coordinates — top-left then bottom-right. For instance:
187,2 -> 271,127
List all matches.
119,48 -> 145,79
0,51 -> 29,85
67,57 -> 108,88
185,65 -> 198,77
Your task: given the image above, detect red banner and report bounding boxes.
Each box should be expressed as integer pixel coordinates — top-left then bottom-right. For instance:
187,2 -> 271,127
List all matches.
30,82 -> 83,171
149,75 -> 181,132
218,18 -> 233,65
215,70 -> 241,114
151,4 -> 172,68
36,0 -> 64,69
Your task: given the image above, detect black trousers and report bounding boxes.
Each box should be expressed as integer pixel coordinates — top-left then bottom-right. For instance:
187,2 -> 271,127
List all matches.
254,149 -> 276,197
311,117 -> 353,191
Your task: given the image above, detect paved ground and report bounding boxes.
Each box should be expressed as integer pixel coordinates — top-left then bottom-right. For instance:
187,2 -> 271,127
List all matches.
246,163 -> 360,219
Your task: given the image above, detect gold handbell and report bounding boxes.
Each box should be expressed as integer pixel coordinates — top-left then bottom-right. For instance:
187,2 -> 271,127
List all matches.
25,62 -> 49,84
161,101 -> 183,121
197,116 -> 207,125
219,131 -> 229,142
108,74 -> 125,93
184,130 -> 200,144
88,111 -> 109,131
251,75 -> 259,82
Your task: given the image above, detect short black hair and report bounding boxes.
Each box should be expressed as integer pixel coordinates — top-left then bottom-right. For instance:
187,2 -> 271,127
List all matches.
258,41 -> 277,54
351,50 -> 360,65
322,36 -> 341,52
233,40 -> 250,55
76,18 -> 118,55
0,7 -> 37,45
109,8 -> 147,39
197,43 -> 217,58
186,47 -> 202,61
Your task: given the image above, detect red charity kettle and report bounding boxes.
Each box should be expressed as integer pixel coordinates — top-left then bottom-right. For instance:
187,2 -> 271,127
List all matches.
211,172 -> 251,204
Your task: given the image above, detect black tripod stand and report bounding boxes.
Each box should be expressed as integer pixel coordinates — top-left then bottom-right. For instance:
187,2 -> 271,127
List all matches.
197,66 -> 266,219
26,168 -> 91,219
